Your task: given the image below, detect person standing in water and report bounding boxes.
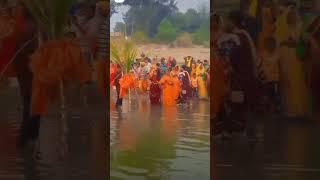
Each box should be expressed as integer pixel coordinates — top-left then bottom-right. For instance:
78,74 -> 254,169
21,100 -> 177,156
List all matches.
196,62 -> 208,99
149,69 -> 161,104
160,71 -> 176,106
114,64 -> 123,107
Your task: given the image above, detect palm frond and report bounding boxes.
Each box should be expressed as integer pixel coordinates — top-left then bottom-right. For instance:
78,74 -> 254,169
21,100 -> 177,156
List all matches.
110,39 -> 138,73
22,0 -> 76,39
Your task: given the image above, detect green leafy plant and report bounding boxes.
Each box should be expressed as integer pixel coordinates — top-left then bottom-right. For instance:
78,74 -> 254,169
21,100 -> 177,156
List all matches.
110,39 -> 138,73
22,0 -> 76,39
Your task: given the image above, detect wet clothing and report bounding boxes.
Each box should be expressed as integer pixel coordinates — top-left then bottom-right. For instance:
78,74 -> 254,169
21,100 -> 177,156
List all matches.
196,66 -> 208,99
178,71 -> 192,103
160,75 -> 176,106
149,74 -> 161,104
114,71 -> 123,106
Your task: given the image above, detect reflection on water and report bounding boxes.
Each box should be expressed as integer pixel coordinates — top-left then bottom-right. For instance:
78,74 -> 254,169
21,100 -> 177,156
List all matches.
0,87 -> 107,180
110,91 -> 210,180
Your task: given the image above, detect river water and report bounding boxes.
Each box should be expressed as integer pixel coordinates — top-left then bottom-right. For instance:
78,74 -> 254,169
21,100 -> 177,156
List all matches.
110,91 -> 210,180
0,85 -> 108,180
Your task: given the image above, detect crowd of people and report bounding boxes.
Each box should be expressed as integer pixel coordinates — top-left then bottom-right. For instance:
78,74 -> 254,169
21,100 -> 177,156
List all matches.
212,1 -> 320,138
110,55 -> 210,107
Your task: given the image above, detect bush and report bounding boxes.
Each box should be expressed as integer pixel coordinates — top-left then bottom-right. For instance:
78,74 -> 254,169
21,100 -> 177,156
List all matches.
175,32 -> 193,47
192,25 -> 210,45
132,31 -> 149,44
155,19 -> 177,43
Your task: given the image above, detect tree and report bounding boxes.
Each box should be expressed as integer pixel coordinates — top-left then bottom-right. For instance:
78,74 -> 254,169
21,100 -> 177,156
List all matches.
184,9 -> 202,33
155,18 -> 177,43
114,22 -> 126,32
167,12 -> 187,33
122,0 -> 178,38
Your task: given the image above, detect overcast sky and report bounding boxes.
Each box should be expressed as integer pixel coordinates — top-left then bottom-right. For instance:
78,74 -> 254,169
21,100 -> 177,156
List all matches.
110,0 -> 210,31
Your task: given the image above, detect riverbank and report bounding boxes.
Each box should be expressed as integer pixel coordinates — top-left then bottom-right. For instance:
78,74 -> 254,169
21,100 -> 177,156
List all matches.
136,44 -> 210,63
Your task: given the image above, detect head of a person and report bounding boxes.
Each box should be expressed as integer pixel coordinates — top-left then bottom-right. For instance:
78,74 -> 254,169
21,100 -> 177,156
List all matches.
174,65 -> 179,71
181,65 -> 186,70
226,11 -> 243,31
156,63 -> 160,67
140,62 -> 145,67
203,60 -> 208,65
286,6 -> 298,25
212,14 -> 222,31
265,37 -> 277,53
264,0 -> 273,8
96,1 -> 109,17
152,69 -> 158,76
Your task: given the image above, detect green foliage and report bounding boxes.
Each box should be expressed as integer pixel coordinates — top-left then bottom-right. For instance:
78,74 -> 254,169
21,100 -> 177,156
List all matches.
183,9 -> 202,33
110,39 -> 138,73
155,19 -> 177,43
22,0 -> 76,39
192,19 -> 210,45
121,0 -> 210,45
123,0 -> 178,37
168,12 -> 187,33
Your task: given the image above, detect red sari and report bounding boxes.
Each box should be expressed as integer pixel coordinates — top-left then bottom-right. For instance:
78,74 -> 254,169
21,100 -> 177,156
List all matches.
149,74 -> 161,104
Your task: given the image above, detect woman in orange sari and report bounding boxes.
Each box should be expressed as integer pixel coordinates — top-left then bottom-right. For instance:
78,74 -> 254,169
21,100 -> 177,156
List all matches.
172,73 -> 181,101
211,14 -> 230,116
160,71 -> 176,106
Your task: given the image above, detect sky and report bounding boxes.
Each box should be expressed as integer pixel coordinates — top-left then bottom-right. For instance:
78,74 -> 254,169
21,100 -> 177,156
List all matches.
110,0 -> 210,31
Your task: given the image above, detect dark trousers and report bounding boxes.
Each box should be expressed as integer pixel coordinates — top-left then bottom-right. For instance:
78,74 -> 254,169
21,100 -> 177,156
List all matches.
264,82 -> 282,112
17,73 -> 41,144
115,84 -> 122,106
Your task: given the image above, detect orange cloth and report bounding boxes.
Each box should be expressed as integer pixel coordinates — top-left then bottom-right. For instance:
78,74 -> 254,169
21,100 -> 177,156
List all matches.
30,39 -> 91,115
138,79 -> 149,92
172,76 -> 181,100
160,75 -> 176,106
119,73 -> 136,98
211,57 -> 229,115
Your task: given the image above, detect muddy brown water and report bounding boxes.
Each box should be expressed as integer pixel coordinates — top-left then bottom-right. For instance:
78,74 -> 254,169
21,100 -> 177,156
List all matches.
110,90 -> 210,180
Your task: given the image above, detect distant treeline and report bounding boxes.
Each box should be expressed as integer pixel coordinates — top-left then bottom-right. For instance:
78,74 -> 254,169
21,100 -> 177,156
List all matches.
112,0 -> 210,47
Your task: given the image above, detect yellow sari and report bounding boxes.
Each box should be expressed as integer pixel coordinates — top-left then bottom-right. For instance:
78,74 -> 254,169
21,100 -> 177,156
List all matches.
196,65 -> 208,99
275,7 -> 309,117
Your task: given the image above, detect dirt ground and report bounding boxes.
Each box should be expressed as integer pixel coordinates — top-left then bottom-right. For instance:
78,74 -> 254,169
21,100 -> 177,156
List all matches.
136,44 -> 210,63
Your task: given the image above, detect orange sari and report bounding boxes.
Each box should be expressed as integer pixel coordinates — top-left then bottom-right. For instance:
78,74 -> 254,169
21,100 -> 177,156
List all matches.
211,57 -> 229,115
30,39 -> 91,115
172,76 -> 181,100
160,75 -> 176,106
119,73 -> 136,98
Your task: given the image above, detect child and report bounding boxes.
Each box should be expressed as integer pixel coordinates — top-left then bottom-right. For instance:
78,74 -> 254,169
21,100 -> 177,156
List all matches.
258,37 -> 281,114
191,73 -> 198,98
